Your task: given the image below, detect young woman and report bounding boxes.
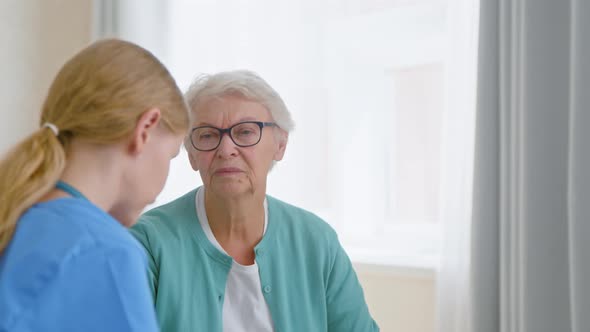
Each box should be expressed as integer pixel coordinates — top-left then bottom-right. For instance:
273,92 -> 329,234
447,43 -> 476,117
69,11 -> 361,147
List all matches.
0,39 -> 190,331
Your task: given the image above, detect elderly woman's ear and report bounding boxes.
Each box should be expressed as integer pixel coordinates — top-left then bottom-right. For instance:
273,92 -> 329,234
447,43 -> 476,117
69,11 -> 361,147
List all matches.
273,129 -> 288,162
186,140 -> 199,171
188,153 -> 199,171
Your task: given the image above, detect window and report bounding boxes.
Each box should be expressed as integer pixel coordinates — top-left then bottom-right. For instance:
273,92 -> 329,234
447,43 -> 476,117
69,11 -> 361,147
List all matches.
109,0 -> 478,269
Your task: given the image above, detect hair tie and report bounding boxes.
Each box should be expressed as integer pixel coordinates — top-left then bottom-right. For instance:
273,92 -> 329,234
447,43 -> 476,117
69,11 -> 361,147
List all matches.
42,122 -> 59,136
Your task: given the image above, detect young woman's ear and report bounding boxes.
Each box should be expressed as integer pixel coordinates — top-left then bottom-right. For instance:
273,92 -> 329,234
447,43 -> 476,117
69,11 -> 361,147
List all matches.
128,108 -> 162,155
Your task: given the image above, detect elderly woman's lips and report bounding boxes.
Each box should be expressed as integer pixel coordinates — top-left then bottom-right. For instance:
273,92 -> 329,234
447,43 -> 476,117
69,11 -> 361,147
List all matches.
214,167 -> 243,175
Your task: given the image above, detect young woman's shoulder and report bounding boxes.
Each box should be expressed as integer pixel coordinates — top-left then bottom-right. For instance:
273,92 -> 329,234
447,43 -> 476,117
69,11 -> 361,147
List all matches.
0,199 -> 148,331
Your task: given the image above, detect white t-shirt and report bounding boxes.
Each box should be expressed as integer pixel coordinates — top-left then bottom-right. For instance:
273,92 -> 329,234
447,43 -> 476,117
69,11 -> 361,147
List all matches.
196,188 -> 274,332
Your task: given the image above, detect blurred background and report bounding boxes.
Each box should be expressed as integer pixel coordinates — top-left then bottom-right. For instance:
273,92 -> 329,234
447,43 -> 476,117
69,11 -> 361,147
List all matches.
0,1 -> 480,331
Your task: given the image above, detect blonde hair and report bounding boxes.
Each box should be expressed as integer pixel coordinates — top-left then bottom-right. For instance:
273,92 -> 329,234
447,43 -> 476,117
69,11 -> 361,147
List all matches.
0,39 -> 190,253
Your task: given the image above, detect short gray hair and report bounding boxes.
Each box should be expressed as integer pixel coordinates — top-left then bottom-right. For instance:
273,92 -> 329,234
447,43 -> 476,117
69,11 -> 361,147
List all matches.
185,70 -> 295,133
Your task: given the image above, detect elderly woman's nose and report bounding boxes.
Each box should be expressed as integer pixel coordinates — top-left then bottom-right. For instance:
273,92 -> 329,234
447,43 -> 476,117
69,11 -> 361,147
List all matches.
216,134 -> 238,156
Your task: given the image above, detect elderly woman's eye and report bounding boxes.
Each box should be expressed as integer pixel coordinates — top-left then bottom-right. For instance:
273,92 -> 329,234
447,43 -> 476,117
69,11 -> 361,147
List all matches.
237,129 -> 255,136
234,125 -> 258,138
199,131 -> 218,141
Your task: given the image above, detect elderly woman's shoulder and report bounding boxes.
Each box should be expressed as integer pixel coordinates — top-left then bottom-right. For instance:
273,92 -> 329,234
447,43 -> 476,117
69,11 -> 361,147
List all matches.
266,195 -> 337,239
133,189 -> 197,233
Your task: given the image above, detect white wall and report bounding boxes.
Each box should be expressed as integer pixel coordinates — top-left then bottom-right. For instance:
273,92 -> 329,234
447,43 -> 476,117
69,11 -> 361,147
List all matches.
0,2 -> 436,331
0,0 -> 92,154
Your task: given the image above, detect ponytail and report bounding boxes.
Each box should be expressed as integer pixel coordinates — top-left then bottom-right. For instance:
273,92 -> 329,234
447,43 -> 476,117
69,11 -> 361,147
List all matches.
0,38 -> 190,254
0,127 -> 66,253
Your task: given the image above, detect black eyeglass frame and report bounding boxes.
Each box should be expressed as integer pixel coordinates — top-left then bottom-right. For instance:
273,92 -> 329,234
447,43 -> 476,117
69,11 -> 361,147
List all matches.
189,121 -> 277,151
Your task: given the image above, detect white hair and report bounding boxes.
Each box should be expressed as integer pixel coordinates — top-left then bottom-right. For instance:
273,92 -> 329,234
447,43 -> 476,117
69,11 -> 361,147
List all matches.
185,70 -> 295,133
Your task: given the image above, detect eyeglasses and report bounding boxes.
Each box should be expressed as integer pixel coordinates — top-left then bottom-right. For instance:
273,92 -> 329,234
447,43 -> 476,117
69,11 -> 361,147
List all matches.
189,121 -> 278,151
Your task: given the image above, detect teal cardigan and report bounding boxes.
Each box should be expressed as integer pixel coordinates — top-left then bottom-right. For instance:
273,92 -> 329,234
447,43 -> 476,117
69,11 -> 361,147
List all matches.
130,189 -> 379,332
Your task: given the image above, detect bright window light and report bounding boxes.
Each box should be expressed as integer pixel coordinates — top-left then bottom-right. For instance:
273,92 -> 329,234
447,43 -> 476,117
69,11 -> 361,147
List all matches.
120,0 -> 478,269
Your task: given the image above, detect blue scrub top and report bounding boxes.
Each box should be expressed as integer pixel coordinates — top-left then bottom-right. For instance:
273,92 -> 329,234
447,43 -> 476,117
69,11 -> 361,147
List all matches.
0,191 -> 159,332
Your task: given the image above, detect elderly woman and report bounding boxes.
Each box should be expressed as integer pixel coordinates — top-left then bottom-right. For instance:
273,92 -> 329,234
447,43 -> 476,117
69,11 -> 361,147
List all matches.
130,70 -> 379,332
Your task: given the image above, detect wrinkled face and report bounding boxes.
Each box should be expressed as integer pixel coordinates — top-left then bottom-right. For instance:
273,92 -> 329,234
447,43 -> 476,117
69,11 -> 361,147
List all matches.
115,127 -> 184,226
187,95 -> 287,199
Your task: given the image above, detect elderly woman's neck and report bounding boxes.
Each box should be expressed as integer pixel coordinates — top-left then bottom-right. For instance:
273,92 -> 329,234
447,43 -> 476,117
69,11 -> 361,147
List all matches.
204,190 -> 266,249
